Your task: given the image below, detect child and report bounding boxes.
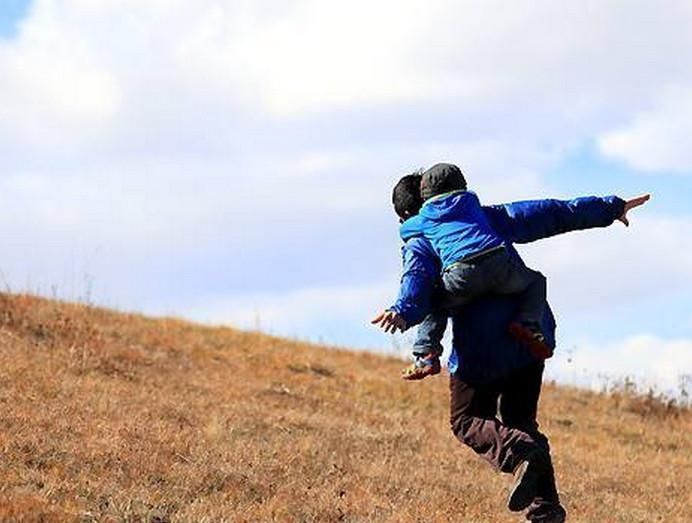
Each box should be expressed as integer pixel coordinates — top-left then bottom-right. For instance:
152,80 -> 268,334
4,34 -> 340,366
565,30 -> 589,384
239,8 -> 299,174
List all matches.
376,163 -> 551,379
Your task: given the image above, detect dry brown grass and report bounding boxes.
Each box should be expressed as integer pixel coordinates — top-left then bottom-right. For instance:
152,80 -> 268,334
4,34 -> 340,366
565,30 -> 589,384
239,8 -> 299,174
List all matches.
0,293 -> 690,522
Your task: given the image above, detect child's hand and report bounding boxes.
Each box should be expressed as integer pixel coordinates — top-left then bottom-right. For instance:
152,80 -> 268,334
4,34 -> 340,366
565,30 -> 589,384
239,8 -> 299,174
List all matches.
371,310 -> 407,333
618,194 -> 651,227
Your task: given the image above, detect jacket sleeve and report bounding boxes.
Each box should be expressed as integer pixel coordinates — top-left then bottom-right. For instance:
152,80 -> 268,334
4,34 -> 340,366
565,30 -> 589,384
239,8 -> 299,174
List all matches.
388,238 -> 439,329
483,195 -> 626,244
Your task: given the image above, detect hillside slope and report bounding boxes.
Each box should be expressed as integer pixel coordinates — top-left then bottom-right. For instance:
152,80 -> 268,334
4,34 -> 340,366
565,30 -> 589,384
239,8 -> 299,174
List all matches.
0,293 -> 689,522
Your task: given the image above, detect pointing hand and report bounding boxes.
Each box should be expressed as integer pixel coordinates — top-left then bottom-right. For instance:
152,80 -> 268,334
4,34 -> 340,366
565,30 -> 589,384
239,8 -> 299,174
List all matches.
618,194 -> 651,227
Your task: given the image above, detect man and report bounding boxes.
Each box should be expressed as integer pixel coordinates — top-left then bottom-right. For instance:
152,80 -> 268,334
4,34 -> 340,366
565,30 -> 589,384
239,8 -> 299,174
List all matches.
373,171 -> 649,521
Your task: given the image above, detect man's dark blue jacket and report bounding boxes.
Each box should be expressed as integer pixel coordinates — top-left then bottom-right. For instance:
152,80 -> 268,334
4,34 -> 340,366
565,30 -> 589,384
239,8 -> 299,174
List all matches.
390,196 -> 626,384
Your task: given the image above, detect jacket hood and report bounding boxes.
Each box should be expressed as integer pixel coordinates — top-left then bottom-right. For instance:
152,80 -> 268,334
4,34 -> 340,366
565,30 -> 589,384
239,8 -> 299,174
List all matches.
400,190 -> 471,241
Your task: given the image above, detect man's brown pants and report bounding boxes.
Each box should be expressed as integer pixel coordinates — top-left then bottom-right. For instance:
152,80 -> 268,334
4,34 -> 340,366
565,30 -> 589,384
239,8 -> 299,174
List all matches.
449,361 -> 562,517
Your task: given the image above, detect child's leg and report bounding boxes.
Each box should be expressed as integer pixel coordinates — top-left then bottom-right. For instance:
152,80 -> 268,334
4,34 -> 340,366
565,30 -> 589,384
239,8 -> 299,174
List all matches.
481,251 -> 552,358
402,308 -> 446,380
403,285 -> 456,380
482,251 -> 547,325
504,264 -> 546,325
440,261 -> 479,306
440,250 -> 547,324
411,280 -> 470,359
412,309 -> 447,359
442,249 -> 551,359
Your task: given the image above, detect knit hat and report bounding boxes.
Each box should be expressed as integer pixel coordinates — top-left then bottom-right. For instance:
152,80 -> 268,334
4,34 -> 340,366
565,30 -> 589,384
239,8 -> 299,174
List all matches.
420,163 -> 467,201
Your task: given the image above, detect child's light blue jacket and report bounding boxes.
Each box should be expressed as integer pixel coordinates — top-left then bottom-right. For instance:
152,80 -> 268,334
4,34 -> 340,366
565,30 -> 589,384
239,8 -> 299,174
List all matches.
391,195 -> 625,384
400,190 -> 504,269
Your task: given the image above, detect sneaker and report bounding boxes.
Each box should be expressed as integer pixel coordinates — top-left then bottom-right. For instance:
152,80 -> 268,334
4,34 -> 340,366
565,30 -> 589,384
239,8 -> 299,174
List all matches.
508,451 -> 549,512
401,354 -> 441,380
509,322 -> 553,360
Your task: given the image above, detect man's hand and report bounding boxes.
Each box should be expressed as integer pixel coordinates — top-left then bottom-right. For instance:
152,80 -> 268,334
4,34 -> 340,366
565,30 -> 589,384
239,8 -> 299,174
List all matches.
371,310 -> 407,333
618,194 -> 651,227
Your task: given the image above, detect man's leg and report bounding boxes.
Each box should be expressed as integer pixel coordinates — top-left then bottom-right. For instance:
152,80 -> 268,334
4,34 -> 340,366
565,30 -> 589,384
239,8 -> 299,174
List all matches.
500,362 -> 565,522
449,373 -> 547,475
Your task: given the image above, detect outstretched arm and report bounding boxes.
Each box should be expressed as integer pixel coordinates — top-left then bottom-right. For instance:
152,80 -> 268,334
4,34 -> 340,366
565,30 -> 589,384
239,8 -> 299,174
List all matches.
371,238 -> 439,333
483,194 -> 650,244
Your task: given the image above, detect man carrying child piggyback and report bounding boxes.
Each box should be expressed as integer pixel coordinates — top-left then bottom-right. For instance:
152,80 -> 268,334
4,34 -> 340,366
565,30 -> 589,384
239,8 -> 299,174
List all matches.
399,163 -> 553,379
372,163 -> 649,522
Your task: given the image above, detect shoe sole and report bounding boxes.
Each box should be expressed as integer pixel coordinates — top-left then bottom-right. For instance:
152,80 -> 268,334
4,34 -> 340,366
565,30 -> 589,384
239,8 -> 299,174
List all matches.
509,323 -> 553,360
508,457 -> 546,512
401,365 -> 441,381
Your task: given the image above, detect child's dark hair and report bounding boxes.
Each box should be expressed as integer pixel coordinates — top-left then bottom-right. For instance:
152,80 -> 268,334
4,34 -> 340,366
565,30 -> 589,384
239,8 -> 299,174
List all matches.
392,170 -> 424,220
420,163 -> 467,201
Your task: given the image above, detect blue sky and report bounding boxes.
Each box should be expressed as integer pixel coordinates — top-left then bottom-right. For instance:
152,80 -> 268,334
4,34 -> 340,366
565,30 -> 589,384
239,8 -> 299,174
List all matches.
0,1 -> 29,38
1,1 -> 691,396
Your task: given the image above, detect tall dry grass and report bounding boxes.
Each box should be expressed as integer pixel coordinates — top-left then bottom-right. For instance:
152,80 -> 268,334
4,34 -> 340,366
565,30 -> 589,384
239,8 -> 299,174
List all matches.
0,293 -> 689,522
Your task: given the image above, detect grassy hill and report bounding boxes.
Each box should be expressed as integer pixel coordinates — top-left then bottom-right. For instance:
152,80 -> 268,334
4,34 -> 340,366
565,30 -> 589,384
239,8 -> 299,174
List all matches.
0,293 -> 689,522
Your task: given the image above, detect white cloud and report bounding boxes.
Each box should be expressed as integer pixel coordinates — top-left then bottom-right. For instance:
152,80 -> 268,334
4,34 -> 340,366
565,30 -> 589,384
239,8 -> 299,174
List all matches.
519,214 -> 692,311
413,140 -> 559,201
218,0 -> 431,115
182,281 -> 398,351
2,0 -> 691,181
3,1 -> 691,136
598,85 -> 692,173
547,334 -> 692,397
0,2 -> 120,147
517,212 -> 692,393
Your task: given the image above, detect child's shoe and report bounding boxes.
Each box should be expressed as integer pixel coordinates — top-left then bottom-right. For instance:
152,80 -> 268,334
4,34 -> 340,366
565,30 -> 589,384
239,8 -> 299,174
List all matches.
508,321 -> 553,360
401,354 -> 441,380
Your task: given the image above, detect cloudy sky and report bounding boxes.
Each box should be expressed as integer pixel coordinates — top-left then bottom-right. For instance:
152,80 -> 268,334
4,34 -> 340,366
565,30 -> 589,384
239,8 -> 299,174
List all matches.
1,0 -> 691,396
